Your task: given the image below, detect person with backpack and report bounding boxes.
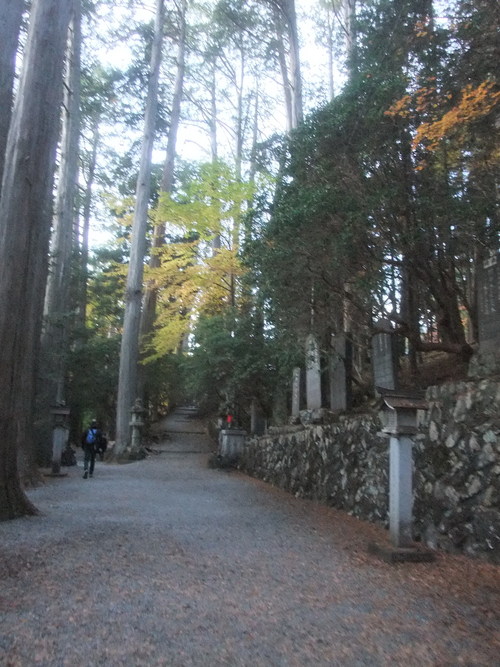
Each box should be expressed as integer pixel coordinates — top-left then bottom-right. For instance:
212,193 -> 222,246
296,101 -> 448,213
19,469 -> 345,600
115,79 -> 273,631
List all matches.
81,420 -> 103,479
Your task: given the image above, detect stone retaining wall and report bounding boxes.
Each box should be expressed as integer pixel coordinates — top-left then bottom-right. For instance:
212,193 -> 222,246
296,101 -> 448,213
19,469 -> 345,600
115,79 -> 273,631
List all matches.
239,380 -> 500,563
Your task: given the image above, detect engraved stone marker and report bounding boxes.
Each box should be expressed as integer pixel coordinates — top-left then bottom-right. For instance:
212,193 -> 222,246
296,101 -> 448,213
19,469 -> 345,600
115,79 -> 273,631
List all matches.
372,318 -> 396,391
305,333 -> 322,410
477,252 -> 500,354
250,398 -> 266,436
329,333 -> 352,412
291,367 -> 301,417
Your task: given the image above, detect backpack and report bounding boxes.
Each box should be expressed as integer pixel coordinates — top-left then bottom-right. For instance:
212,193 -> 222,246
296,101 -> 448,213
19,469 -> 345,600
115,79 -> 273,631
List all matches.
85,428 -> 97,445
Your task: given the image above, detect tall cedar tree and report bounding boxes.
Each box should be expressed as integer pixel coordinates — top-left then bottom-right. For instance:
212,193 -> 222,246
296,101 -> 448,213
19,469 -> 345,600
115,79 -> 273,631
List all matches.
114,0 -> 166,457
0,0 -> 73,520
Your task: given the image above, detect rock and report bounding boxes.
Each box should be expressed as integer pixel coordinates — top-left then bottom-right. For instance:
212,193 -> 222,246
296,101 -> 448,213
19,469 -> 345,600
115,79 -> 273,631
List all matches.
429,421 -> 439,442
483,485 -> 499,507
483,430 -> 497,444
465,476 -> 482,498
478,443 -> 497,468
423,523 -> 439,550
445,431 -> 459,448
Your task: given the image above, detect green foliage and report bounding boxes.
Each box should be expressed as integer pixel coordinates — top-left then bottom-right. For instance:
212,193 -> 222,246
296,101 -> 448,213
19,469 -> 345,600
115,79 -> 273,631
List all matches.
67,333 -> 120,432
185,308 -> 301,421
250,0 -> 497,361
158,160 -> 254,243
142,353 -> 188,414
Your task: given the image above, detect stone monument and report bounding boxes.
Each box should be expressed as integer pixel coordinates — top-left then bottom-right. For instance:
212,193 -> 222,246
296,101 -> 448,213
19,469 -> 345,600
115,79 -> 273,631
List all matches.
305,333 -> 322,410
250,398 -> 266,436
329,333 -> 352,412
291,367 -> 301,418
469,251 -> 500,376
372,318 -> 397,391
477,251 -> 500,354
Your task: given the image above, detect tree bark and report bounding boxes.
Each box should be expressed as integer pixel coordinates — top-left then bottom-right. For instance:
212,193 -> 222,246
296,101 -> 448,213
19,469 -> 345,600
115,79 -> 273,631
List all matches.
114,0 -> 165,458
0,0 -> 72,520
32,2 -> 81,476
0,0 -> 24,192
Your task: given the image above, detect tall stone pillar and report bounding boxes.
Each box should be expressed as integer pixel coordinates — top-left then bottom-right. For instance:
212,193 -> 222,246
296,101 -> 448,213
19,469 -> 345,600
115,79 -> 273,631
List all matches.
305,333 -> 321,410
291,367 -> 301,417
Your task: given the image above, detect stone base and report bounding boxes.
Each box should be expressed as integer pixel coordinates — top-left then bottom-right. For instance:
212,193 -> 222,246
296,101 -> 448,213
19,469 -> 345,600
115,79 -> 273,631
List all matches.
218,429 -> 247,463
368,541 -> 436,563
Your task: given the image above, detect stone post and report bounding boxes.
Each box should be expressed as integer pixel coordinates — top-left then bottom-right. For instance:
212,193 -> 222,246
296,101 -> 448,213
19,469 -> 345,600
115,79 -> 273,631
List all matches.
305,333 -> 321,410
329,333 -> 352,412
372,318 -> 397,392
291,367 -> 301,418
219,428 -> 247,464
250,399 -> 266,436
389,434 -> 413,547
374,390 -> 434,562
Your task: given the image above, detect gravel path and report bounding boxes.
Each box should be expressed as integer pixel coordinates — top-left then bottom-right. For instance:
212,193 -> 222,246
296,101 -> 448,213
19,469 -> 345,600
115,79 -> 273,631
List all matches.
1,408 -> 499,666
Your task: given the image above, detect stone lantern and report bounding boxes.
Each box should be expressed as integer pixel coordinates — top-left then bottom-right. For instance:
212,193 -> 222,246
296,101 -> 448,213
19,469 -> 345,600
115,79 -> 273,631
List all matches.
375,388 -> 434,561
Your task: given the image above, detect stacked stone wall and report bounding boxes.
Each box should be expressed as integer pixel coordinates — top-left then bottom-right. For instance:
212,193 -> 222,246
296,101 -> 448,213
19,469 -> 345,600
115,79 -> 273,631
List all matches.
239,380 -> 500,563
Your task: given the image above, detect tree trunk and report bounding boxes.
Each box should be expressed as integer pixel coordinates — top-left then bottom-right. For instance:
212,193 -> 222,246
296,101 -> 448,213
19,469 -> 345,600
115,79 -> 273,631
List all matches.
273,7 -> 293,132
36,2 -> 81,471
209,61 -> 218,164
78,120 -> 99,330
234,44 -> 245,181
114,0 -> 165,458
283,0 -> 303,128
0,0 -> 72,520
141,0 -> 186,318
344,0 -> 357,75
0,0 -> 24,192
139,0 -> 187,406
209,59 -> 222,252
326,4 -> 335,101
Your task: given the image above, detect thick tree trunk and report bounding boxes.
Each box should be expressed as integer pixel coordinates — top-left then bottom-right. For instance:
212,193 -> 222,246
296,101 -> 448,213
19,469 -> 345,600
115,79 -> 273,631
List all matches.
114,0 -> 165,458
0,0 -> 24,192
36,2 -> 81,471
0,0 -> 72,520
